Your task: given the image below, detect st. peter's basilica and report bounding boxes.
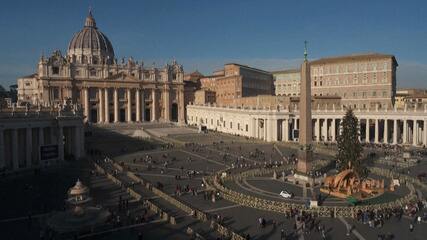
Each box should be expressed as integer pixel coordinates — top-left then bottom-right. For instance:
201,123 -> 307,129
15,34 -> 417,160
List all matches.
17,10 -> 186,124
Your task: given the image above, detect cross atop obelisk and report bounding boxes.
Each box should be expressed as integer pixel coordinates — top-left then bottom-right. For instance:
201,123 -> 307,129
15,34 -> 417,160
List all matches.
296,40 -> 313,174
304,40 -> 308,61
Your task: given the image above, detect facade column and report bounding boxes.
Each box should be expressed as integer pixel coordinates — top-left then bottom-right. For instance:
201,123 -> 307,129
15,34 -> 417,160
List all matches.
113,88 -> 119,123
163,87 -> 170,122
178,87 -> 185,124
12,129 -> 18,170
141,90 -> 146,122
26,127 -> 32,168
127,89 -> 132,122
331,118 -> 336,142
413,120 -> 418,146
384,120 -> 388,144
403,119 -> 408,144
0,128 -> 4,169
98,88 -> 104,123
104,88 -> 109,123
151,88 -> 157,122
365,119 -> 370,143
58,126 -> 64,161
135,89 -> 141,122
83,87 -> 90,123
374,119 -> 379,143
393,119 -> 398,145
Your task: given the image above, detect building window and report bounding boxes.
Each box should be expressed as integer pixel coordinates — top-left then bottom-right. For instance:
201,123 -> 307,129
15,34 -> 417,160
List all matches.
52,66 -> 59,75
230,122 -> 232,129
372,91 -> 377,97
90,68 -> 97,77
246,124 -> 248,132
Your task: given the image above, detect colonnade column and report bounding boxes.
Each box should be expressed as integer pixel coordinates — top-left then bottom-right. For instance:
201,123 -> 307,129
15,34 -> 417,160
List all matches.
270,119 -> 277,141
393,120 -> 398,144
357,120 -> 361,142
365,119 -> 370,143
384,120 -> 388,144
127,89 -> 132,122
331,118 -> 336,142
403,119 -> 407,144
26,127 -> 32,168
294,118 -> 298,141
322,119 -> 328,141
0,129 -> 4,169
135,89 -> 141,122
424,120 -> 427,146
58,126 -> 64,161
283,119 -> 289,142
98,88 -> 104,123
38,127 -> 44,162
141,90 -> 145,122
12,129 -> 18,170
104,88 -> 109,123
151,89 -> 157,122
83,87 -> 90,123
113,88 -> 119,123
264,119 -> 268,141
315,119 -> 320,142
413,120 -> 418,146
374,119 -> 379,143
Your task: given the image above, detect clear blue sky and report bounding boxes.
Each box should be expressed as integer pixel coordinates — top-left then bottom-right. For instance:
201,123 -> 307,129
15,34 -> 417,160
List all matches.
0,0 -> 426,88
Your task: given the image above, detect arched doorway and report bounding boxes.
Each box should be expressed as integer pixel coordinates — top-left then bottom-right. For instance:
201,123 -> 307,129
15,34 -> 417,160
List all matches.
171,103 -> 178,122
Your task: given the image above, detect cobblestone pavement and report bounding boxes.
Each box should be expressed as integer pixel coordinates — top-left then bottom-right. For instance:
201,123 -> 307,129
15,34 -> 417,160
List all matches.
2,124 -> 427,240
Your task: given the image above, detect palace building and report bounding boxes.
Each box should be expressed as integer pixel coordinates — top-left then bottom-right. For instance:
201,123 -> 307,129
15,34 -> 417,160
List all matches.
17,11 -> 186,124
273,53 -> 398,109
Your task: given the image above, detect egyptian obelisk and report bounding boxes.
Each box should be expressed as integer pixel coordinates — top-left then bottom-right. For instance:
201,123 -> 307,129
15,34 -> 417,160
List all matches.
296,41 -> 313,174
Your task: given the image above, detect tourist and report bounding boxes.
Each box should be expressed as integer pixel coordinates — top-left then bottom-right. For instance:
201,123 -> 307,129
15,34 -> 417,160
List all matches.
280,229 -> 286,240
409,223 -> 414,232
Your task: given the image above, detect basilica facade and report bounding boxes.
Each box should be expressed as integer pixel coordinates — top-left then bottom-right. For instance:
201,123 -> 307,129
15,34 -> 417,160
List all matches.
17,11 -> 185,124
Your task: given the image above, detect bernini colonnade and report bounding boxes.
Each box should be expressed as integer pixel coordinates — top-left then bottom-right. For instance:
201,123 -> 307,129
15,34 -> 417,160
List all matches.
187,104 -> 427,147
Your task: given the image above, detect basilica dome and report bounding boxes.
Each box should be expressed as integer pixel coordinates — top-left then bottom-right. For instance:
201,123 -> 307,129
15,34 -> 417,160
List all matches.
67,11 -> 115,64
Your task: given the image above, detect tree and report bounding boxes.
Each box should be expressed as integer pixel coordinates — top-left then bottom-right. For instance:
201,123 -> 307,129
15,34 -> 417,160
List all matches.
336,108 -> 368,178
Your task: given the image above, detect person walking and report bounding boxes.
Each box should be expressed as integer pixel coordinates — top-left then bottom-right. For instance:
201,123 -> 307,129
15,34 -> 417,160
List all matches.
280,229 -> 286,240
409,223 -> 414,232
